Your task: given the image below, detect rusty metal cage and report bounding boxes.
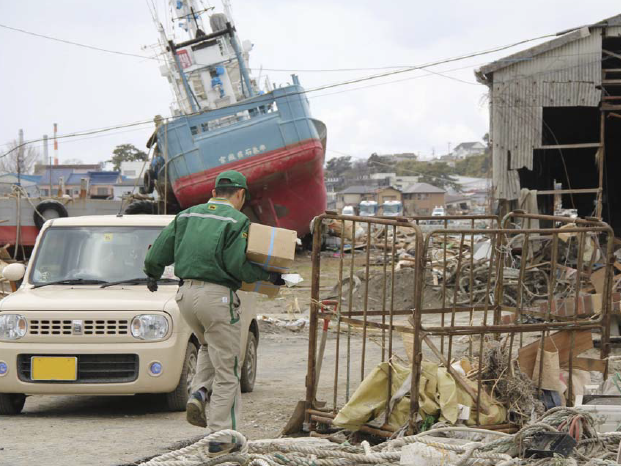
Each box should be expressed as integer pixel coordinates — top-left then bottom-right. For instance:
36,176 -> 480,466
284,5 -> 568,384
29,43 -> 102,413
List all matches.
305,211 -> 614,437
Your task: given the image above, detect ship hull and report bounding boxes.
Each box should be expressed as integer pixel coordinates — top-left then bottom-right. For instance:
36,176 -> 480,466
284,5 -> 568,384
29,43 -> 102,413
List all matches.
157,81 -> 327,236
173,138 -> 325,235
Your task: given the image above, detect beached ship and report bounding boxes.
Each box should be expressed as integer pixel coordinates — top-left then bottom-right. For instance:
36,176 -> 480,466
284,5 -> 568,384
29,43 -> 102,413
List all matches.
129,0 -> 327,237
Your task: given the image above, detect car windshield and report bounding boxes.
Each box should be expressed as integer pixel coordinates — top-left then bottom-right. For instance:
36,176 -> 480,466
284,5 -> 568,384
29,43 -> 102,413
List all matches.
29,226 -> 167,286
383,204 -> 401,214
359,206 -> 376,215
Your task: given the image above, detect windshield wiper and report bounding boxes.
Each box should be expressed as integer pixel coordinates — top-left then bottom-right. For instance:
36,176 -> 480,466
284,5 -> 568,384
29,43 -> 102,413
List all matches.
33,278 -> 109,289
100,277 -> 178,288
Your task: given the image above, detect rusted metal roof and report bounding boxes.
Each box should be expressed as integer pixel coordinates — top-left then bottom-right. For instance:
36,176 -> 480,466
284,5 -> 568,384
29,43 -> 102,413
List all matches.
477,25 -> 604,200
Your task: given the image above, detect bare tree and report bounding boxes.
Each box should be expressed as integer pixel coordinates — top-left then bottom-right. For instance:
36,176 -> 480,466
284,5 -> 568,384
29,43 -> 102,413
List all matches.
0,140 -> 40,175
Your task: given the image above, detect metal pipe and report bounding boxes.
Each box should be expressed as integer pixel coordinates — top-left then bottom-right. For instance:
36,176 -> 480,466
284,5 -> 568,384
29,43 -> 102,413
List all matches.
226,22 -> 254,98
304,216 -> 323,426
168,40 -> 199,113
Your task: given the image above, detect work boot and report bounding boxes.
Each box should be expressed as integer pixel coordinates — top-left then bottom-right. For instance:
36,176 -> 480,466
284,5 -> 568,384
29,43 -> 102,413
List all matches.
186,391 -> 207,428
207,442 -> 241,457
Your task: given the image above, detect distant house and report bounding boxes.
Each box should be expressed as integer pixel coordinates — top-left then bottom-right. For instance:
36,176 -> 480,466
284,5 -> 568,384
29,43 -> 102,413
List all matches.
119,161 -> 147,179
113,177 -> 146,200
376,186 -> 402,206
336,185 -> 378,210
445,193 -> 473,214
452,142 -> 486,159
0,173 -> 42,197
37,168 -> 75,197
336,185 -> 402,212
393,176 -> 419,191
402,183 -> 446,215
89,171 -> 121,199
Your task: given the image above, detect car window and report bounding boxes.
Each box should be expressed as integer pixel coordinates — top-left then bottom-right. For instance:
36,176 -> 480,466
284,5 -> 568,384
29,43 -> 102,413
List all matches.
29,226 -> 165,285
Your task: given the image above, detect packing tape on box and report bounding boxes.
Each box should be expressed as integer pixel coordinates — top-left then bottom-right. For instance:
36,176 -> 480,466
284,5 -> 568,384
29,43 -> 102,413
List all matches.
249,226 -> 290,272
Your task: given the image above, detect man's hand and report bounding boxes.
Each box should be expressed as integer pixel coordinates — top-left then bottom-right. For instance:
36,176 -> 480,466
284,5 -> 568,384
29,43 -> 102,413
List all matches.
147,277 -> 158,292
268,272 -> 285,286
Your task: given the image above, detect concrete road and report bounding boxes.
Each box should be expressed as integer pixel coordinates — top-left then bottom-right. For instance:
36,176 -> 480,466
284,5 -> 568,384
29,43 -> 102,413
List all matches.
0,331 -> 309,466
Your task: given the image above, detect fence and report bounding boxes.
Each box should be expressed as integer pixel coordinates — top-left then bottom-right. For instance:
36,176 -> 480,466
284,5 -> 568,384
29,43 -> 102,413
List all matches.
305,211 -> 614,436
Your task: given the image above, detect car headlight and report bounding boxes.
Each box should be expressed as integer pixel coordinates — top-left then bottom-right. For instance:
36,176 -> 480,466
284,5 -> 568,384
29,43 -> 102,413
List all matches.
131,315 -> 169,340
0,314 -> 27,340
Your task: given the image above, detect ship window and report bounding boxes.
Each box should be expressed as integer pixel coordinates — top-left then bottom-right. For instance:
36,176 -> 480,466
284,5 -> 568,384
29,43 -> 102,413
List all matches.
201,122 -> 209,132
190,126 -> 199,136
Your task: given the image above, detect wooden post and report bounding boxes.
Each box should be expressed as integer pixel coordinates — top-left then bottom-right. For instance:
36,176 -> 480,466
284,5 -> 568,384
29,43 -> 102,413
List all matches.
597,111 -> 605,219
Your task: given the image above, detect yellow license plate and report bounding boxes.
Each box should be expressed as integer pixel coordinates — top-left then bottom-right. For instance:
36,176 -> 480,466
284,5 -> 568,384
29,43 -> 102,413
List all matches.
31,357 -> 77,381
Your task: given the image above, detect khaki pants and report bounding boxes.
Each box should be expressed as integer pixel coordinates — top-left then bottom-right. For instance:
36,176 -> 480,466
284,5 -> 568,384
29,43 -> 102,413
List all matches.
176,280 -> 242,435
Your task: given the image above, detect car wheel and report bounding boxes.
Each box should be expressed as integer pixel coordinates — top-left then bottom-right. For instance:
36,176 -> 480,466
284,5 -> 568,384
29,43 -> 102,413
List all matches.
0,393 -> 26,415
240,332 -> 257,393
164,342 -> 198,411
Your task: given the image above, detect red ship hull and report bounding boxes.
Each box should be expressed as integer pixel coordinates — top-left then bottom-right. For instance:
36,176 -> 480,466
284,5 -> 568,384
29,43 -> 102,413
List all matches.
172,138 -> 326,236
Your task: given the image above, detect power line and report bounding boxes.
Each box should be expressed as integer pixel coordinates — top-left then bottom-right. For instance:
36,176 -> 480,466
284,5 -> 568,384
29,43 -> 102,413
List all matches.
0,30 -> 564,160
0,23 -> 157,60
0,120 -> 156,159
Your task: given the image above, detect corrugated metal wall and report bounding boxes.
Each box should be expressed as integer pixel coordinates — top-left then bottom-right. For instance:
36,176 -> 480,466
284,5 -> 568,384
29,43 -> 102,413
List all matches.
490,31 -> 602,200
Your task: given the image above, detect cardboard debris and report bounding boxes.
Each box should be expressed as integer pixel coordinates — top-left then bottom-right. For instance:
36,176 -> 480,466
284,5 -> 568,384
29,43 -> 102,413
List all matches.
590,267 -> 606,295
518,330 -> 593,378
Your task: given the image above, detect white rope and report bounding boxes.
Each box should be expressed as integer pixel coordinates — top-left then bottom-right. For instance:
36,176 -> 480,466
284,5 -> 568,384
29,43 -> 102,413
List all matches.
140,408 -> 621,466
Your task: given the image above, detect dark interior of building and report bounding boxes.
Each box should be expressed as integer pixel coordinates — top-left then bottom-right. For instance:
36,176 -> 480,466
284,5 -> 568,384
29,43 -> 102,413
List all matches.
517,105 -> 621,236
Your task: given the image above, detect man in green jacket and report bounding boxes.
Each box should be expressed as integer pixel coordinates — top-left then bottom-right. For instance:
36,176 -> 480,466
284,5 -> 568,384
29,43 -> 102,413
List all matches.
144,170 -> 282,455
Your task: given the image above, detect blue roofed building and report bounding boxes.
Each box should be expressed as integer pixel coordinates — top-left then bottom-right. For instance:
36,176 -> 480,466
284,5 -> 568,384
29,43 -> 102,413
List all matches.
36,168 -> 74,197
88,171 -> 121,199
0,173 -> 42,197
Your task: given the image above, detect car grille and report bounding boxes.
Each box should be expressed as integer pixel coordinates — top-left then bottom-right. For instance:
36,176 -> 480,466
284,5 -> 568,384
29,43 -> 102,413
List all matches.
28,319 -> 130,336
17,354 -> 139,383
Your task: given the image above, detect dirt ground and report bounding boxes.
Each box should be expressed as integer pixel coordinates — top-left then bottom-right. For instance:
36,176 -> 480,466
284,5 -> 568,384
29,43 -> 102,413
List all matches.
0,253 -> 387,466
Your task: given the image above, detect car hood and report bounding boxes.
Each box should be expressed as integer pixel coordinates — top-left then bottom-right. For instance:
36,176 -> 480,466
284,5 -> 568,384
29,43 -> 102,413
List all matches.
0,285 -> 177,312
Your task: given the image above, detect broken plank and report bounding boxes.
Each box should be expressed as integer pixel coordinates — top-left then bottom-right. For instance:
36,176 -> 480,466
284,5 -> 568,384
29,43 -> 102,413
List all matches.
539,143 -> 601,150
518,330 -> 593,378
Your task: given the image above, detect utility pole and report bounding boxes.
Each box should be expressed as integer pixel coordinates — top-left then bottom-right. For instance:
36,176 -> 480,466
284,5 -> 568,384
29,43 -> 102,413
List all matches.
53,123 -> 59,165
17,129 -> 23,187
447,142 -> 452,157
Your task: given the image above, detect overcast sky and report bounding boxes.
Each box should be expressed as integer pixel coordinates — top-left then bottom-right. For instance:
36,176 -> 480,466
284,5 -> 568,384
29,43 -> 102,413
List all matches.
1,0 -> 620,169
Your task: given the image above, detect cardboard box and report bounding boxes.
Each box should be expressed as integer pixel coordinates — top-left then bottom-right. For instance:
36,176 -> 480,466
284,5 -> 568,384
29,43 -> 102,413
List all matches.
246,223 -> 297,272
240,280 -> 280,298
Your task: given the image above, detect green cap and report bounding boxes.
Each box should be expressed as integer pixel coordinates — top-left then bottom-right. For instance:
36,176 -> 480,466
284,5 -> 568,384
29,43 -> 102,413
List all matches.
216,170 -> 251,200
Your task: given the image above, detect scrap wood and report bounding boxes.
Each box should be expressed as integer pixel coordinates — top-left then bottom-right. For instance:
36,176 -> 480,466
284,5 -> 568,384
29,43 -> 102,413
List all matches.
517,330 -> 593,379
534,293 -> 602,318
570,357 -> 606,373
590,267 -> 606,295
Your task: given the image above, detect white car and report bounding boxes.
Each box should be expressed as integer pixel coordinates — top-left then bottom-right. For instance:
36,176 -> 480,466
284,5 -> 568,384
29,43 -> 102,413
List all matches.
431,206 -> 445,217
341,205 -> 355,216
0,215 -> 259,415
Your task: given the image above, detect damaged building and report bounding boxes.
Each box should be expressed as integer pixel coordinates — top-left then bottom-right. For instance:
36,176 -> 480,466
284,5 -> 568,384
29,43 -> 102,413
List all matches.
476,14 -> 621,236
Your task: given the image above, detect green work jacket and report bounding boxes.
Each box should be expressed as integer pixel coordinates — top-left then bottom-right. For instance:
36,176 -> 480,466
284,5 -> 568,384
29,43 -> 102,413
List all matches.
143,198 -> 270,290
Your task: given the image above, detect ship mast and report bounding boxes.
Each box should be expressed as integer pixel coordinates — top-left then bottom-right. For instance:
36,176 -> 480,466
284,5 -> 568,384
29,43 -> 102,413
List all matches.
151,0 -> 259,115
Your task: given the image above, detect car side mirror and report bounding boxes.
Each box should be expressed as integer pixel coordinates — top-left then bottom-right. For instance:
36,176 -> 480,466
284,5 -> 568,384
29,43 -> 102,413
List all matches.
3,263 -> 26,282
